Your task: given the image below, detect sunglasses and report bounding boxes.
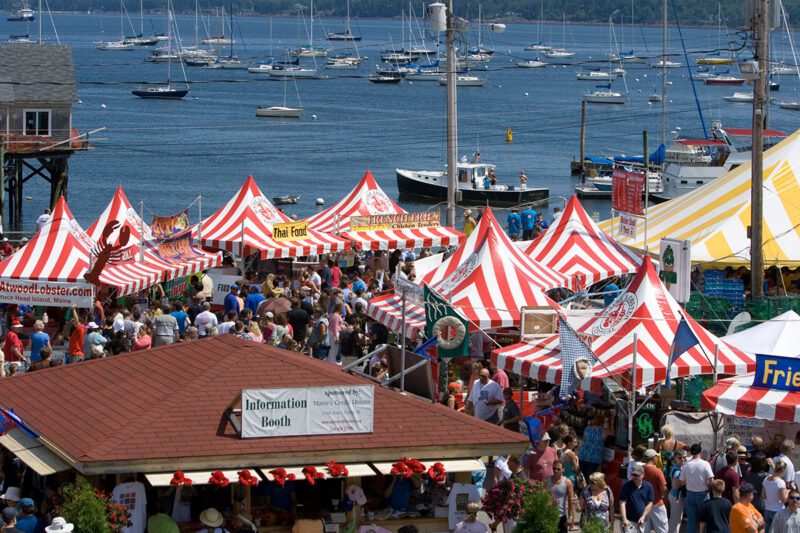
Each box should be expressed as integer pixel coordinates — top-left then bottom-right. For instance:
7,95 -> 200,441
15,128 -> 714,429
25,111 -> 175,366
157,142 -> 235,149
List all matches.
631,473 -> 642,477
791,496 -> 800,501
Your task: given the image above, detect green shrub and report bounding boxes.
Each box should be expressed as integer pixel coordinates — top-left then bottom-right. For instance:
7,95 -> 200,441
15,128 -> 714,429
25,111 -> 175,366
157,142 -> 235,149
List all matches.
58,477 -> 110,532
510,480 -> 560,533
581,517 -> 611,533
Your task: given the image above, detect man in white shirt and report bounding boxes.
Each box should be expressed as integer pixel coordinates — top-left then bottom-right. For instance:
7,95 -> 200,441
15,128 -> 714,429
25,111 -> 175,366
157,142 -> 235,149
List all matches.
194,302 -> 218,337
308,269 -> 322,291
773,439 -> 797,485
201,271 -> 214,300
35,208 -> 51,231
680,443 -> 715,533
217,311 -> 237,335
465,369 -> 504,424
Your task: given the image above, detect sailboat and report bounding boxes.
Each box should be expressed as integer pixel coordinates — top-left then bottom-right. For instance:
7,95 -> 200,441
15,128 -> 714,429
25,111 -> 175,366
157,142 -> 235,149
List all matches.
577,15 -> 617,81
544,14 -> 575,58
696,4 -> 735,65
327,0 -> 361,41
524,0 -> 550,51
202,7 -> 234,45
123,0 -> 160,45
133,3 -> 189,99
96,0 -> 136,50
257,55 -> 303,118
290,0 -> 329,57
583,83 -> 628,104
204,5 -> 246,69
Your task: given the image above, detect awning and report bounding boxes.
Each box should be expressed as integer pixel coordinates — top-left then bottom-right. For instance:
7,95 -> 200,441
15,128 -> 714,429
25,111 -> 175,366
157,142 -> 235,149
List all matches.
676,139 -> 726,146
145,470 -> 241,487
342,227 -> 464,251
726,128 -> 786,137
0,428 -> 71,476
371,459 -> 484,475
366,293 -> 425,340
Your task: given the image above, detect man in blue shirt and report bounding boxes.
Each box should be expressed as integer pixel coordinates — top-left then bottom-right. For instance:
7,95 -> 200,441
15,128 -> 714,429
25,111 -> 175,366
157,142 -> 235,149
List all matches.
245,285 -> 265,315
352,274 -> 367,295
620,465 -> 655,531
170,302 -> 189,335
29,320 -> 51,363
15,498 -> 44,533
507,209 -> 522,241
224,284 -> 241,315
521,208 -> 537,240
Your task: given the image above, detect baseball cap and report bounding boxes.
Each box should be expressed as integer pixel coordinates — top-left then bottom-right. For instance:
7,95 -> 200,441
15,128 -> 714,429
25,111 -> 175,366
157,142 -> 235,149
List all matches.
631,465 -> 645,476
1,507 -> 15,524
87,322 -> 100,329
19,498 -> 34,509
690,443 -> 702,455
643,449 -> 659,460
231,284 -> 239,290
265,311 -> 274,318
202,302 -> 211,309
540,433 -> 551,442
739,482 -> 755,494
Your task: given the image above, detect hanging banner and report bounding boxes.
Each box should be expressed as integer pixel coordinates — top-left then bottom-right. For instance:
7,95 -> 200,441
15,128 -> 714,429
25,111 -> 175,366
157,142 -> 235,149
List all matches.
350,212 -> 441,232
619,214 -> 638,238
0,279 -> 94,307
394,276 -> 424,306
272,221 -> 309,242
612,168 -> 645,216
241,386 -> 374,438
157,230 -> 199,264
163,275 -> 189,298
424,284 -> 469,358
659,238 -> 692,303
151,209 -> 190,240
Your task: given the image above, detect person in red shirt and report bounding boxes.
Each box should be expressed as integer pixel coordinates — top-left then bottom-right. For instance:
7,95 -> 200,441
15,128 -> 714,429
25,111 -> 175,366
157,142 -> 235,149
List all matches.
643,449 -> 669,533
3,320 -> 24,365
68,309 -> 85,363
715,450 -> 741,504
0,237 -> 13,258
525,433 -> 558,481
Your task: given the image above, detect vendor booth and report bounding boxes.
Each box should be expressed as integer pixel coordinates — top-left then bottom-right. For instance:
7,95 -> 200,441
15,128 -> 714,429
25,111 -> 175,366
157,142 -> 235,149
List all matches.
199,176 -> 350,259
0,336 -> 527,533
306,171 -> 465,251
0,196 -> 163,307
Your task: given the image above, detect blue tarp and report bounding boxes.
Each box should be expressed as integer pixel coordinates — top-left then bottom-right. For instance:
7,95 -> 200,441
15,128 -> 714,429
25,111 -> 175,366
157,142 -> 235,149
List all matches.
614,144 -> 666,166
585,156 -> 614,165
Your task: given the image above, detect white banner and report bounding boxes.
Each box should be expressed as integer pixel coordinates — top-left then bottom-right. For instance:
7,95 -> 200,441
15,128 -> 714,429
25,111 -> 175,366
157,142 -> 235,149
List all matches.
208,270 -> 241,306
619,214 -> 638,238
0,279 -> 94,307
241,385 -> 374,438
659,238 -> 692,303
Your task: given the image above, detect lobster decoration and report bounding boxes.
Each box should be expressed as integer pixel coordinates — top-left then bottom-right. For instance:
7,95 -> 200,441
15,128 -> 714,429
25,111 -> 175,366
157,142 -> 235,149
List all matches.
84,221 -> 131,287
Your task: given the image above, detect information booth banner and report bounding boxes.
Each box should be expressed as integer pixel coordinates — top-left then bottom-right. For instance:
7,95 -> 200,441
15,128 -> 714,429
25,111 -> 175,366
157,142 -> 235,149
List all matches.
241,386 -> 374,438
0,279 -> 94,307
612,168 -> 644,216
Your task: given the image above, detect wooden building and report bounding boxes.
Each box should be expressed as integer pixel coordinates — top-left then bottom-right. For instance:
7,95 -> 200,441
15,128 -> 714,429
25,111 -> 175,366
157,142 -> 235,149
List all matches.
0,43 -> 89,229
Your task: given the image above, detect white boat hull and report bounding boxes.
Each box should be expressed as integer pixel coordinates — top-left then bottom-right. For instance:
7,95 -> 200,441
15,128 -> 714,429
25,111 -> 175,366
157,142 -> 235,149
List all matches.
778,101 -> 800,110
583,91 -> 627,104
517,60 -> 547,68
268,68 -> 319,79
576,71 -> 616,81
256,106 -> 303,118
438,76 -> 486,87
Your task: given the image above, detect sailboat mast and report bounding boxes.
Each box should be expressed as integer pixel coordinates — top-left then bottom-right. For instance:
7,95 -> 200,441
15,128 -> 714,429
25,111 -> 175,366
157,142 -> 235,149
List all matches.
310,0 -> 313,47
194,0 -> 198,48
346,0 -> 350,35
120,0 -> 124,40
445,0 -> 457,227
661,0 -> 667,145
167,2 -> 172,85
229,3 -> 233,59
139,0 -> 143,35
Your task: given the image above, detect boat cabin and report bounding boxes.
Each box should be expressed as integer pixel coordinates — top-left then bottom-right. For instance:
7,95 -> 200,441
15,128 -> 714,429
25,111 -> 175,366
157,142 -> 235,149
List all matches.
456,162 -> 496,189
0,43 -> 78,147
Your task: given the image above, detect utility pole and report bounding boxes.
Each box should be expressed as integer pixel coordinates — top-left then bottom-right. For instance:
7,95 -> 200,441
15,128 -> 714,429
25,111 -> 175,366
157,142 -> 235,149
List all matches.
579,100 -> 587,176
661,0 -> 668,146
750,0 -> 768,298
445,0 -> 457,228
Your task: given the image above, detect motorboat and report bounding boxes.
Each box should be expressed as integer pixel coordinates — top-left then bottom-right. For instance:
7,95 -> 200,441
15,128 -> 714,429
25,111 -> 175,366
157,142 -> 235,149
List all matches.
256,106 -> 302,118
516,59 -> 547,68
524,42 -> 551,52
273,195 -> 300,204
583,89 -> 627,104
396,161 -> 548,207
7,33 -> 32,43
650,60 -> 682,68
576,70 -> 616,81
723,92 -> 754,103
7,6 -> 34,21
544,48 -> 575,59
778,101 -> 800,110
649,93 -> 662,103
437,75 -> 486,87
589,172 -> 664,195
248,61 -> 274,74
132,84 -> 188,99
704,76 -> 745,86
651,122 -> 786,203
268,66 -> 319,79
369,73 -> 402,84
96,40 -> 136,51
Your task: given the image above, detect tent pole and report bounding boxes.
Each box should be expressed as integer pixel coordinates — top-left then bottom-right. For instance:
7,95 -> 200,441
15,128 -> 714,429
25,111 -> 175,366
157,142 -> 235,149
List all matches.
712,343 -> 719,451
643,130 -> 649,253
197,195 -> 202,242
139,201 -> 145,263
400,286 -> 407,392
240,220 -> 246,275
629,332 -> 638,460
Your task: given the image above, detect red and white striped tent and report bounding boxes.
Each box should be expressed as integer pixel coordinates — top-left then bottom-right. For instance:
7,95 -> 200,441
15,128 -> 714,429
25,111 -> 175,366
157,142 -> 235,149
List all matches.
87,187 -> 221,280
0,197 -> 162,301
420,208 -> 568,330
524,195 -> 641,290
492,334 -> 562,383
701,372 -> 800,423
306,171 -> 464,250
577,256 -> 754,389
366,292 -> 426,340
199,176 -> 349,259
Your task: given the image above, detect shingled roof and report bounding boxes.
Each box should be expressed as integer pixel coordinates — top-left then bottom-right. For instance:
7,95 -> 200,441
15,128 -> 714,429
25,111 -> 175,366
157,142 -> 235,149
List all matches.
0,44 -> 77,104
0,336 -> 527,474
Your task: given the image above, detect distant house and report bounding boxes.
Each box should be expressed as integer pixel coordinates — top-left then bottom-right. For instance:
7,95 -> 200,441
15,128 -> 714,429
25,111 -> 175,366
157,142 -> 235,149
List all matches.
0,43 -> 78,147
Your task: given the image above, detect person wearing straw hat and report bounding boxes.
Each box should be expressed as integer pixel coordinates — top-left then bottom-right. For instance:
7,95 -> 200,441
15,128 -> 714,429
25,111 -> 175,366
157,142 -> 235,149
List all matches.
197,508 -> 229,533
44,517 -> 74,533
463,210 -> 477,237
454,502 -> 487,533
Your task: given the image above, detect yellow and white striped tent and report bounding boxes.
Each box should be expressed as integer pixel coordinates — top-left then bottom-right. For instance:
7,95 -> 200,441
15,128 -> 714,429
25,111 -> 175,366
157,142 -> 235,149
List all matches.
600,129 -> 800,267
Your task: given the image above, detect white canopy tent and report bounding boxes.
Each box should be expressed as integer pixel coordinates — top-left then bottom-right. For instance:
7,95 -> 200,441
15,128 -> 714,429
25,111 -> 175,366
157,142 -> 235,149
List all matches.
722,310 -> 800,357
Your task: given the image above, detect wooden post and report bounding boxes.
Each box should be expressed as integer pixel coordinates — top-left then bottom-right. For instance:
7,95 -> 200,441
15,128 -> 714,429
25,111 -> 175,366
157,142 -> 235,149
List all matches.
579,100 -> 587,175
14,161 -> 22,228
0,141 -> 5,232
751,0 -> 768,298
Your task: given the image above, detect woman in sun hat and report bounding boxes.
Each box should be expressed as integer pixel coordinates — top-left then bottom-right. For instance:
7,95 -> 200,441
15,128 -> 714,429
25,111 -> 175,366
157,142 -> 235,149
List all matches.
198,508 -> 230,533
45,517 -> 74,532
